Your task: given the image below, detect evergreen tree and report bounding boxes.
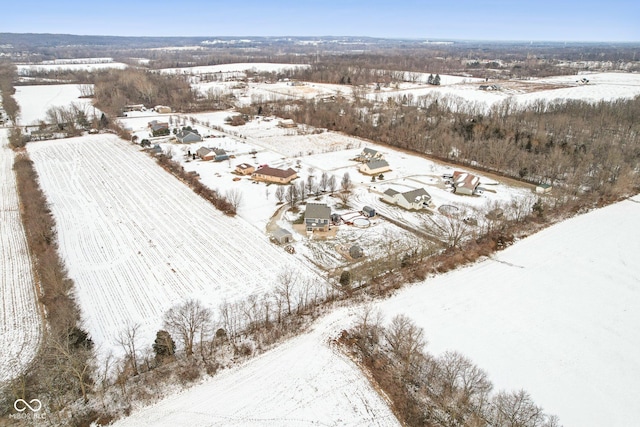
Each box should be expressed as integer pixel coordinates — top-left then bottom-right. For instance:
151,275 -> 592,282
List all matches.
427,74 -> 434,85
434,74 -> 441,85
153,330 -> 176,363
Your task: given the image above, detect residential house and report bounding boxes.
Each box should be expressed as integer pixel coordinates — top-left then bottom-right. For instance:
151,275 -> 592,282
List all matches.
304,203 -> 331,232
355,147 -> 384,162
251,166 -> 298,184
235,163 -> 255,175
382,188 -> 432,210
154,105 -> 172,114
196,147 -> 214,161
452,171 -> 480,196
176,130 -> 202,144
360,159 -> 391,175
123,104 -> 145,112
148,120 -> 169,135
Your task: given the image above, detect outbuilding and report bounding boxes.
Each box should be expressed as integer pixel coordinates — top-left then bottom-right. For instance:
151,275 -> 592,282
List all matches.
271,228 -> 293,244
362,206 -> 376,217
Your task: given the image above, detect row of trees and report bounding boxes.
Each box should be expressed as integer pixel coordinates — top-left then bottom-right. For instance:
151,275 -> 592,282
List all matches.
342,312 -> 560,427
2,156 -> 96,420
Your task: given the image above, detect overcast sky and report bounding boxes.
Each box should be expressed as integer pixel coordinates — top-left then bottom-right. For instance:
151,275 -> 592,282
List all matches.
3,0 -> 639,42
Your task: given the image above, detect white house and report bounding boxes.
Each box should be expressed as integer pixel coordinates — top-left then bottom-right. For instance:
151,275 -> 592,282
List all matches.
360,159 -> 390,175
382,188 -> 432,210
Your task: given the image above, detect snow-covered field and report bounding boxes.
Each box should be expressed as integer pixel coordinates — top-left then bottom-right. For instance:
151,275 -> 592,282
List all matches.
14,84 -> 99,126
113,308 -> 400,427
374,194 -> 640,427
0,130 -> 41,383
113,194 -> 640,427
159,62 -> 309,75
27,134 -> 325,356
16,60 -> 127,75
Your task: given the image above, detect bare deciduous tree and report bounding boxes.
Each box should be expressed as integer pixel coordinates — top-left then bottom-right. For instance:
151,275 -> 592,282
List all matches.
163,299 -> 212,357
226,188 -> 244,211
115,322 -> 141,376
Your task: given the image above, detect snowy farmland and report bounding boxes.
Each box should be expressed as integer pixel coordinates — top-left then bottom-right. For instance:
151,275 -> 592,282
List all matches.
373,195 -> 640,427
113,194 -> 640,427
14,84 -> 99,126
0,130 -> 41,383
112,308 -> 400,427
27,134 -> 326,356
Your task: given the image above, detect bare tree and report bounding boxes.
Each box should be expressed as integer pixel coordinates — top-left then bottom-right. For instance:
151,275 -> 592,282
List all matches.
275,185 -> 285,203
115,322 -> 141,376
425,209 -> 472,249
341,171 -> 353,193
285,184 -> 299,208
276,268 -> 297,315
163,299 -> 212,357
226,188 -> 244,211
328,175 -> 338,193
491,390 -> 555,427
297,179 -> 307,202
319,171 -> 329,192
385,314 -> 426,373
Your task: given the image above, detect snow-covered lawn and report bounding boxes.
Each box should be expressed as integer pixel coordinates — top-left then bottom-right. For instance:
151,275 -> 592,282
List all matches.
112,308 -> 400,427
0,130 -> 41,383
27,135 -> 325,356
14,84 -> 99,126
373,194 -> 640,427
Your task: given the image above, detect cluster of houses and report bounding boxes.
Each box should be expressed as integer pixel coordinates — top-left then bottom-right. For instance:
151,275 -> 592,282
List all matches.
356,147 -> 391,176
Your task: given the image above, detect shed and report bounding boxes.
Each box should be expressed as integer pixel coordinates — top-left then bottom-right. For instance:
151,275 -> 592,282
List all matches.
271,228 -> 293,244
362,206 -> 376,217
331,213 -> 342,224
536,183 -> 552,194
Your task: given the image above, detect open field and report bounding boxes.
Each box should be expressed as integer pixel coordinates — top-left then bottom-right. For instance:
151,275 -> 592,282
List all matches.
112,307 -> 400,427
27,134 -> 326,356
373,194 -> 640,427
0,130 -> 41,383
14,84 -> 99,126
113,194 -> 640,427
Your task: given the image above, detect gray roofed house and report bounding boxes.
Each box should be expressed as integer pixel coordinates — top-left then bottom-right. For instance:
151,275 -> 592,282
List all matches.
304,203 -> 331,232
360,159 -> 391,175
196,147 -> 213,160
382,187 -> 432,210
356,147 -> 384,162
176,130 -> 203,144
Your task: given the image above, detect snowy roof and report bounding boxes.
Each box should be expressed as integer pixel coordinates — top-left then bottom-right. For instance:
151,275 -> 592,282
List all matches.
400,188 -> 431,204
271,228 -> 292,239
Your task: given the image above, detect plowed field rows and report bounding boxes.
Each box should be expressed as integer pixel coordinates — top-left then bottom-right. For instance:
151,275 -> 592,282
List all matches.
28,135 -> 322,353
0,130 -> 41,383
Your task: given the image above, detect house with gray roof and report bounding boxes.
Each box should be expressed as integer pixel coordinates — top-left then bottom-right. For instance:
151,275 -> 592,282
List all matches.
176,130 -> 203,144
355,147 -> 384,162
360,159 -> 391,175
382,187 -> 432,210
304,203 -> 331,232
